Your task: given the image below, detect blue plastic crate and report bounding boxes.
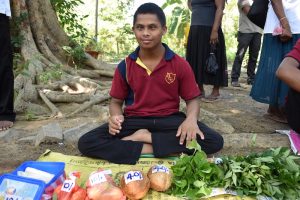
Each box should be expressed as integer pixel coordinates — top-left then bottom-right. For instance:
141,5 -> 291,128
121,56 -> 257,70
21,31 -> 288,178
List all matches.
12,161 -> 65,188
0,174 -> 45,200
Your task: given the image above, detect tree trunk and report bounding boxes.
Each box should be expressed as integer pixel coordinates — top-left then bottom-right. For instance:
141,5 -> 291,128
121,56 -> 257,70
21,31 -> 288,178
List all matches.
11,0 -> 114,118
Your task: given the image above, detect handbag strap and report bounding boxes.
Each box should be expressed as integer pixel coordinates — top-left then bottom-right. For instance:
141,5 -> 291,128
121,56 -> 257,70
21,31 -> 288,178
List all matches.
210,44 -> 216,53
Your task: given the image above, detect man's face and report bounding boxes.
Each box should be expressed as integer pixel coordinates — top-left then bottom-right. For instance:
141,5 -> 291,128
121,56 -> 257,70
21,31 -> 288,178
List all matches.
132,14 -> 167,50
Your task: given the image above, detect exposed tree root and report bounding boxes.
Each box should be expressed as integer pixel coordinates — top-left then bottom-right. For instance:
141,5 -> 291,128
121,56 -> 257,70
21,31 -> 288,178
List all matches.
66,94 -> 110,118
12,0 -> 116,120
38,90 -> 63,118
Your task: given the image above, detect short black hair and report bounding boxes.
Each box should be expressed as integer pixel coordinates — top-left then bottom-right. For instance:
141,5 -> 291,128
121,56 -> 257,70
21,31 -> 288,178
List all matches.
133,3 -> 166,27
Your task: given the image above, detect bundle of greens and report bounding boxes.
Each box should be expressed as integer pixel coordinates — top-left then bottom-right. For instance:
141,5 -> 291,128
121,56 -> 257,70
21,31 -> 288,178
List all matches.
168,140 -> 300,200
168,140 -> 224,199
221,147 -> 300,199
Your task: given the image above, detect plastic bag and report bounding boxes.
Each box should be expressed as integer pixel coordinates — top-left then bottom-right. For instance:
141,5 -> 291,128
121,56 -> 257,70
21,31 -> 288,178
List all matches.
53,171 -> 87,200
205,45 -> 219,75
86,169 -> 126,200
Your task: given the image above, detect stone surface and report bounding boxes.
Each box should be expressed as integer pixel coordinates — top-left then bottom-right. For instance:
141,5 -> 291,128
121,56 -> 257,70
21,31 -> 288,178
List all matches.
35,122 -> 63,146
200,108 -> 235,134
63,122 -> 99,148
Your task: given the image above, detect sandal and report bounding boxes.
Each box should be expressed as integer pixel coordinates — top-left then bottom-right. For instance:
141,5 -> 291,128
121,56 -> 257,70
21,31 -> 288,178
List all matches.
201,95 -> 220,103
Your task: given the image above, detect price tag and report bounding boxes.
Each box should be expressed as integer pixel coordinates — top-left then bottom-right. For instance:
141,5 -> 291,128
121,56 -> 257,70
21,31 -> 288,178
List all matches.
152,165 -> 169,174
89,172 -> 107,186
5,195 -> 23,200
124,171 -> 143,184
61,180 -> 75,192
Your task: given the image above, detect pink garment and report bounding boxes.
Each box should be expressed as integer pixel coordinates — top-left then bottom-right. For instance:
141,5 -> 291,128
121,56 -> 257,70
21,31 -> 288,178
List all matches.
289,130 -> 300,155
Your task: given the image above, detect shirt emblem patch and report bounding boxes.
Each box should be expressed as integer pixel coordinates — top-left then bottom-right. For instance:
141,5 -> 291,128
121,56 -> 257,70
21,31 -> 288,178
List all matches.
165,72 -> 176,84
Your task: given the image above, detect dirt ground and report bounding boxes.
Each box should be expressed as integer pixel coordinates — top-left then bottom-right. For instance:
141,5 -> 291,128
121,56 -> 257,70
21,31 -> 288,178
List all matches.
0,73 -> 290,174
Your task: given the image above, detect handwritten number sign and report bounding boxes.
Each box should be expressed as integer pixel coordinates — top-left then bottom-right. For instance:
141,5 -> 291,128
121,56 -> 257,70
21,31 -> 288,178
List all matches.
89,172 -> 107,186
124,171 -> 143,184
61,180 -> 75,192
5,195 -> 23,200
152,165 -> 169,174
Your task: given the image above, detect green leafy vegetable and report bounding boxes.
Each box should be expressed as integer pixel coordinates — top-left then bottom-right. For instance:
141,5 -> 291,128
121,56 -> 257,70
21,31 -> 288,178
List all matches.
168,140 -> 224,199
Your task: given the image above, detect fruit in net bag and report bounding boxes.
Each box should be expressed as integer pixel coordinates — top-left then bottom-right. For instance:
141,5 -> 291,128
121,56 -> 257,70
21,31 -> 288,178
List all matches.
53,171 -> 87,200
147,165 -> 172,192
120,170 -> 150,200
86,169 -> 126,200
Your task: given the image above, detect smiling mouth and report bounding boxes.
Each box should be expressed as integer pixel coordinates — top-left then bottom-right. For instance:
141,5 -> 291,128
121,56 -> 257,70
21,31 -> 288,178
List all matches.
142,40 -> 152,43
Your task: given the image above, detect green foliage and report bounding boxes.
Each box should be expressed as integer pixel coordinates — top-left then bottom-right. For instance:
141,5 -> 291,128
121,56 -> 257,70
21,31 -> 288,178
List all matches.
221,147 -> 300,199
223,0 -> 239,64
168,140 -> 224,199
95,0 -> 134,62
62,45 -> 86,68
162,0 -> 190,39
24,110 -> 37,121
10,12 -> 27,51
51,0 -> 88,44
38,64 -> 63,84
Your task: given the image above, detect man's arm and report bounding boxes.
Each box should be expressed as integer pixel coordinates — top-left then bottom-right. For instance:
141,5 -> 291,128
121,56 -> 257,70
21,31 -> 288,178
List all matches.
185,97 -> 200,122
108,97 -> 124,135
239,0 -> 251,15
276,57 -> 300,92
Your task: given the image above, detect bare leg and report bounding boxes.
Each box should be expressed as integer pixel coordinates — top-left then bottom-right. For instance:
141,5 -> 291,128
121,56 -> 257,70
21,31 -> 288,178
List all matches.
205,86 -> 220,100
199,84 -> 205,98
122,129 -> 153,154
210,86 -> 220,97
0,121 -> 13,131
121,129 -> 152,143
141,143 -> 153,154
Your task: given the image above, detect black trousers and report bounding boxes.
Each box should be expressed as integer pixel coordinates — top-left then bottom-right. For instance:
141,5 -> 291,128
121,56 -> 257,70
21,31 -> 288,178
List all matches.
78,112 -> 224,165
0,14 -> 15,122
286,89 -> 300,133
231,32 -> 262,82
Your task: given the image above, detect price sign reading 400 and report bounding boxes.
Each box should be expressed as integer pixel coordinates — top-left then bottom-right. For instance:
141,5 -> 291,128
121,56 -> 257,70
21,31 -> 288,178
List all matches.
124,171 -> 143,184
152,165 -> 170,174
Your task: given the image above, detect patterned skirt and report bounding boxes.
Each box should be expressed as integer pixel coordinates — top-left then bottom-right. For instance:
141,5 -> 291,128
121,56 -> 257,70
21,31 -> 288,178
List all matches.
250,34 -> 300,106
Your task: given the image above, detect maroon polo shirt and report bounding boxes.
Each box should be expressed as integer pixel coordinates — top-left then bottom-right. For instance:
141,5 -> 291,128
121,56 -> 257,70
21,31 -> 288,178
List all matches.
110,44 -> 200,117
286,39 -> 300,62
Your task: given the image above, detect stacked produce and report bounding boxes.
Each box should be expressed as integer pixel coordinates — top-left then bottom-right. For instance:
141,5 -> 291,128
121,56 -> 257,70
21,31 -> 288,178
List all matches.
53,171 -> 87,200
120,170 -> 150,200
168,140 -> 300,200
86,169 -> 126,200
147,165 -> 172,192
48,140 -> 300,200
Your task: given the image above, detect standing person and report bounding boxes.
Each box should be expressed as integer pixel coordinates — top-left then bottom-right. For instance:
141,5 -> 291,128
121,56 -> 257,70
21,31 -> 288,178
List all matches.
78,3 -> 223,165
250,0 -> 300,123
276,39 -> 300,133
231,0 -> 262,87
0,0 -> 15,131
186,0 -> 228,101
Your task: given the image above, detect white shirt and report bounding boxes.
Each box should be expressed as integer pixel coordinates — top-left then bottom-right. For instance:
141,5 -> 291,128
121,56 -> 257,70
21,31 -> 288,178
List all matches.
0,0 -> 11,17
264,0 -> 300,34
238,0 -> 262,33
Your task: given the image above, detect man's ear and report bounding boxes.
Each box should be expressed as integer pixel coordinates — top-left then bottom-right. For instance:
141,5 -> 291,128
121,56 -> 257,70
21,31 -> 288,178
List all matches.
162,26 -> 167,35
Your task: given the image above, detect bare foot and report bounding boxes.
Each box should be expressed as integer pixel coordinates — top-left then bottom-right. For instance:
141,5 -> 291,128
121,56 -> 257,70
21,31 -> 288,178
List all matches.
121,129 -> 152,143
0,121 -> 14,131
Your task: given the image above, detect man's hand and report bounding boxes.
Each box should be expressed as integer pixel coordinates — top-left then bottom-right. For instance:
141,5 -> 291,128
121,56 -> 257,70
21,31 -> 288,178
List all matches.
176,119 -> 204,145
108,115 -> 124,135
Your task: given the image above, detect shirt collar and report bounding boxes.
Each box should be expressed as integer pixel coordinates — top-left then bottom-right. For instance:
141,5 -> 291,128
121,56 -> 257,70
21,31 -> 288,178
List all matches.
129,43 -> 175,61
